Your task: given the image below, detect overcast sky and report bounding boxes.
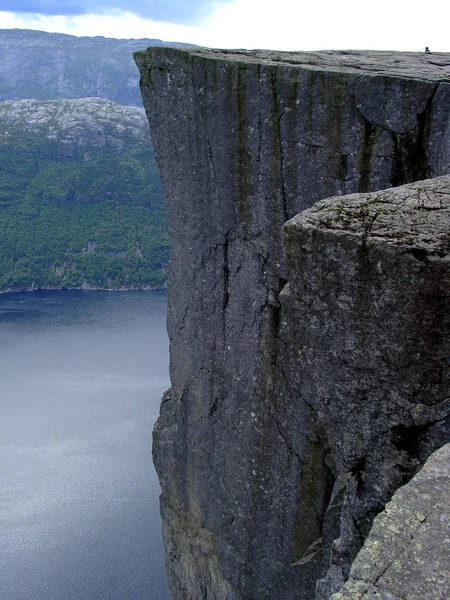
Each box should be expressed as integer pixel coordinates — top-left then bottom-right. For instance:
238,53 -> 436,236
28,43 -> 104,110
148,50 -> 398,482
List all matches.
0,0 -> 448,52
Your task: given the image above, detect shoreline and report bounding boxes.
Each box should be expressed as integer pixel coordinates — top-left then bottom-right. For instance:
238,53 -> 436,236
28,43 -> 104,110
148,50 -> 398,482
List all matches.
0,282 -> 167,295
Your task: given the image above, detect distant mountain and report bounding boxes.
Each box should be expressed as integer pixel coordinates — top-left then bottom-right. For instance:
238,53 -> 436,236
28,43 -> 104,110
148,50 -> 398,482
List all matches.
0,28 -> 195,105
0,98 -> 168,291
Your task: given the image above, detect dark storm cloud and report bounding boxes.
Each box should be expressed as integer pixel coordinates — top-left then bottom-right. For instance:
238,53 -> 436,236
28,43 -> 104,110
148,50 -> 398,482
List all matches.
0,0 -> 229,24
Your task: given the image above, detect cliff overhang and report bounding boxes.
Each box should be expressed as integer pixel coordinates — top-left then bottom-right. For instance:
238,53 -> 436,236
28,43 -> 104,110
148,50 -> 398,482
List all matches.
135,47 -> 450,599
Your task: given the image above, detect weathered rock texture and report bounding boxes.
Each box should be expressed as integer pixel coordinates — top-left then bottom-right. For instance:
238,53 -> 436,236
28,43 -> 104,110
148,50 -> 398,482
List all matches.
329,442 -> 450,600
135,47 -> 450,599
281,176 -> 450,598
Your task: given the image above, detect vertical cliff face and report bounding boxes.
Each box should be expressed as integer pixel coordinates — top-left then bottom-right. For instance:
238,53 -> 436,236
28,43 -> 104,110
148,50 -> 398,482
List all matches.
135,48 -> 450,599
281,176 -> 450,597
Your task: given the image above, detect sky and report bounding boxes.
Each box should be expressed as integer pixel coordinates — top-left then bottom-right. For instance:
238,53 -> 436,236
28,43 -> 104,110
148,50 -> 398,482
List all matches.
0,0 -> 448,52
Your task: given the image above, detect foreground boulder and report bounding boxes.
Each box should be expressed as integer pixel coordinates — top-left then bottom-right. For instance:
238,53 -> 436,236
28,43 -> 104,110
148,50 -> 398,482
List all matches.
330,442 -> 450,600
281,176 -> 450,598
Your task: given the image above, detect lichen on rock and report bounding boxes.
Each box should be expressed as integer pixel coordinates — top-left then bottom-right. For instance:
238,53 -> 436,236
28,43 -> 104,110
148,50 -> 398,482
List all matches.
329,442 -> 450,600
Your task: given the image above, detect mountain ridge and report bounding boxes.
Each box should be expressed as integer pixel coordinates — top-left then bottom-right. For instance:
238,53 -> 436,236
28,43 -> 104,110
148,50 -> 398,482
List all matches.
0,28 -> 196,105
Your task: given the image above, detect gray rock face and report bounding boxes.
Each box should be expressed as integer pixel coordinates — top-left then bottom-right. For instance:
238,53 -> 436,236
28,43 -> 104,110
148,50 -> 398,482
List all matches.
329,442 -> 450,600
135,47 -> 450,599
282,176 -> 450,598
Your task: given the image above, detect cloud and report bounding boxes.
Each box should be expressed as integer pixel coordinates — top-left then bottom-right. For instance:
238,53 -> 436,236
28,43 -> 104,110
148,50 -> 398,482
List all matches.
201,0 -> 446,52
1,0 -> 447,52
0,0 -> 231,25
0,10 -> 210,44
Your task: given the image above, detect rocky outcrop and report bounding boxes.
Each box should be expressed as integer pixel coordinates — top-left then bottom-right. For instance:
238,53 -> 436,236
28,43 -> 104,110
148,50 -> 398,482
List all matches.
0,97 -> 150,158
135,47 -> 450,599
330,442 -> 450,600
281,176 -> 450,598
0,29 -> 194,105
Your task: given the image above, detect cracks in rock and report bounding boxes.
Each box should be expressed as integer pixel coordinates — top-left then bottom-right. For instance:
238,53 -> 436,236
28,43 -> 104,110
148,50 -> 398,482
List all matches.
222,236 -> 230,312
329,407 -> 450,580
390,417 -> 449,459
319,183 -> 450,264
179,305 -> 189,331
190,70 -> 219,195
360,204 -> 383,261
369,512 -> 429,593
416,82 -> 439,168
278,111 -> 289,224
323,194 -> 386,259
348,397 -> 450,463
209,396 -> 219,417
270,67 -> 289,224
258,271 -> 288,386
351,516 -> 365,547
205,135 -> 218,182
350,456 -> 366,493
275,417 -> 301,461
208,227 -> 236,345
354,107 -> 379,193
371,556 -> 397,589
257,63 -> 263,173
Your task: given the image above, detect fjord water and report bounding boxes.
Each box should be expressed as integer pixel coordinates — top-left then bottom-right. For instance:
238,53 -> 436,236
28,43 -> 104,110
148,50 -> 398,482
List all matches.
0,290 -> 169,600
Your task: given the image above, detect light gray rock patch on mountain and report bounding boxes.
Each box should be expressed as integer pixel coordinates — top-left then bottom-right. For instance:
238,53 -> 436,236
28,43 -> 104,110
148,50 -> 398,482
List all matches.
0,98 -> 149,156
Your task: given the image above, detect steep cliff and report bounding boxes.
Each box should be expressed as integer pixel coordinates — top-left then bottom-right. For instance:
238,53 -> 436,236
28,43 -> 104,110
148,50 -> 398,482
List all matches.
135,48 -> 450,599
281,175 -> 450,598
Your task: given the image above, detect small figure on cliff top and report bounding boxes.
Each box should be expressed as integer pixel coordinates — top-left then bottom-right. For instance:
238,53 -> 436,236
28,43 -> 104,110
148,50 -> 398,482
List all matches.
425,47 -> 431,54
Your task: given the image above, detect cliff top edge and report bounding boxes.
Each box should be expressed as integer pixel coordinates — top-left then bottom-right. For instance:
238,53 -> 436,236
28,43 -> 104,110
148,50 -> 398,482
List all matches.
134,46 -> 450,81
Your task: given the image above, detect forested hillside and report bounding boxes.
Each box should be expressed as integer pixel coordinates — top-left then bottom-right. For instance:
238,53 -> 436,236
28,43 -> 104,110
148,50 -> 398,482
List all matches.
0,29 -> 176,292
0,98 -> 168,291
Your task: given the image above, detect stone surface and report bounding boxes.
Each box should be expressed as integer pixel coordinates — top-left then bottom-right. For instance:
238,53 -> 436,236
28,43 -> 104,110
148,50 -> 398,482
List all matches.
135,47 -> 450,599
143,47 -> 450,80
281,176 -> 450,598
329,443 -> 450,600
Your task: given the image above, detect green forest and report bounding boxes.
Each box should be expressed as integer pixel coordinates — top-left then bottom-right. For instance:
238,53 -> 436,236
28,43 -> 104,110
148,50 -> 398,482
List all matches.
0,27 -> 180,294
0,117 -> 168,291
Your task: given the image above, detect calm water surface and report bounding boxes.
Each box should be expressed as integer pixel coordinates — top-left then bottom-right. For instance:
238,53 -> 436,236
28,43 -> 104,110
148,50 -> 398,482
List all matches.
0,290 -> 170,600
